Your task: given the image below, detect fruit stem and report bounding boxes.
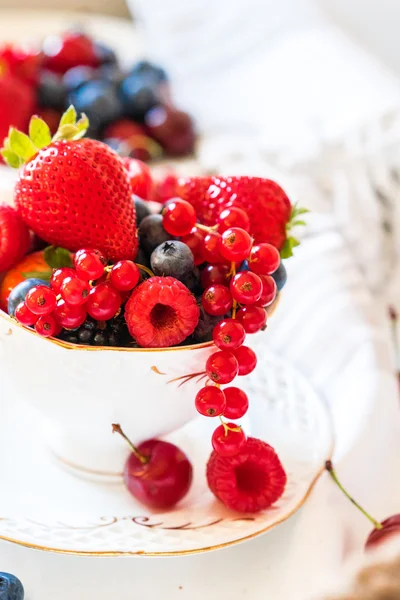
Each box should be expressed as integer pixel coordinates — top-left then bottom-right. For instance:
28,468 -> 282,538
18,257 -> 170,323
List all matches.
135,263 -> 155,278
388,306 -> 400,386
218,415 -> 241,435
195,223 -> 218,234
112,423 -> 148,464
230,262 -> 238,319
325,461 -> 383,530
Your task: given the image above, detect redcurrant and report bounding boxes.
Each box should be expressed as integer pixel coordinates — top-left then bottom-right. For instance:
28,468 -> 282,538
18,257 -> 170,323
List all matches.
236,306 -> 267,333
181,227 -> 205,266
74,248 -> 106,280
61,276 -> 91,306
54,299 -> 87,329
249,243 -> 280,275
218,207 -> 250,233
232,345 -> 257,375
206,350 -> 238,384
110,260 -> 140,291
201,264 -> 230,289
202,285 -> 232,316
230,272 -> 263,304
162,199 -> 196,237
50,267 -> 77,294
195,386 -> 226,417
213,319 -> 246,350
203,233 -> 226,264
15,302 -> 38,326
35,314 -> 60,338
223,387 -> 249,419
86,283 -> 121,321
25,286 -> 57,316
255,275 -> 277,307
219,227 -> 253,262
212,423 -> 247,456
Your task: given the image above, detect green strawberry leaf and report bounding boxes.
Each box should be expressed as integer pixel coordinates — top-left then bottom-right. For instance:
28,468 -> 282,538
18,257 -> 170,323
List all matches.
44,246 -> 73,269
280,236 -> 300,259
60,105 -> 77,127
8,128 -> 38,162
292,220 -> 306,227
29,116 -> 52,149
1,149 -> 22,168
22,270 -> 52,281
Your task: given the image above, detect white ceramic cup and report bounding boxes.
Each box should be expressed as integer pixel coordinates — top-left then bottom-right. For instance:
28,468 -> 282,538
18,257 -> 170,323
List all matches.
0,310 -> 215,478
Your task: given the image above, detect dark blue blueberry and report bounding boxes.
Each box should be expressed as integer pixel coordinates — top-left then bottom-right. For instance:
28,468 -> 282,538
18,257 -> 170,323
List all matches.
181,267 -> 202,294
135,245 -> 151,269
37,70 -> 67,110
94,41 -> 118,65
192,306 -> 224,343
119,73 -> 161,122
139,214 -> 173,254
99,64 -> 124,87
129,60 -> 168,84
8,278 -> 50,316
134,196 -> 152,225
272,261 -> 287,291
69,80 -> 123,137
63,66 -> 99,93
151,241 -> 194,279
0,572 -> 24,600
238,260 -> 249,272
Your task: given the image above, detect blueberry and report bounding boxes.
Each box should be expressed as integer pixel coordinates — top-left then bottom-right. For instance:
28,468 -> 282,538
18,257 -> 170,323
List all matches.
180,267 -> 202,294
93,331 -> 107,346
238,260 -> 249,272
37,70 -> 67,110
129,60 -> 168,84
139,214 -> 172,254
135,245 -> 151,269
8,278 -> 50,316
272,261 -> 287,291
192,307 -> 224,342
0,572 -> 24,600
100,64 -> 124,87
119,73 -> 161,122
134,196 -> 152,224
62,332 -> 79,344
151,241 -> 194,279
63,66 -> 99,93
69,80 -> 123,136
78,328 -> 94,344
94,41 -> 118,65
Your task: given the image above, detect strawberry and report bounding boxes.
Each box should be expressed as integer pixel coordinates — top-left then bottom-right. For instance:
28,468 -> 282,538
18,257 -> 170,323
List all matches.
175,176 -> 307,257
1,107 -> 138,262
0,204 -> 31,273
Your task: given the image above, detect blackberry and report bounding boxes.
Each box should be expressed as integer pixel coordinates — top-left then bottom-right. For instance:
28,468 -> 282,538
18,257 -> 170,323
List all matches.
59,312 -> 134,347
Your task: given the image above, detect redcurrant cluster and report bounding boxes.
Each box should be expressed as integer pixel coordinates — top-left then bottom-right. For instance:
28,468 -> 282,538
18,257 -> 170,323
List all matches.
162,199 -> 279,457
14,249 -> 141,338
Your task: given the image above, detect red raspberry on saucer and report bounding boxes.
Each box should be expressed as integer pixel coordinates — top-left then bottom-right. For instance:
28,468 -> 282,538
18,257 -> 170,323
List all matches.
207,437 -> 287,513
125,276 -> 200,347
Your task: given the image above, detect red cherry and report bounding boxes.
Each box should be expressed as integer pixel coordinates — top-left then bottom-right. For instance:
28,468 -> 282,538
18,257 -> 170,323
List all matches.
219,228 -> 253,262
110,260 -> 140,291
218,207 -> 250,233
86,283 -> 121,321
35,314 -> 60,337
50,267 -> 77,294
223,387 -> 249,419
181,227 -> 205,266
366,515 -> 400,550
54,299 -> 87,329
162,199 -> 196,237
213,319 -> 246,350
230,272 -> 263,305
113,424 -> 192,510
201,264 -> 230,289
255,275 -> 277,307
212,423 -> 247,457
249,243 -> 280,275
202,285 -> 233,316
236,306 -> 267,333
15,301 -> 38,326
61,276 -> 90,306
25,286 -> 57,316
195,386 -> 226,417
232,346 -> 257,376
74,249 -> 106,280
206,350 -> 239,384
203,233 -> 226,264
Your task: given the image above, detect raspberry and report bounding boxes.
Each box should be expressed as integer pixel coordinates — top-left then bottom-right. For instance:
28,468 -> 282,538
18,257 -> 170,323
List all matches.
206,437 -> 287,513
125,276 -> 200,347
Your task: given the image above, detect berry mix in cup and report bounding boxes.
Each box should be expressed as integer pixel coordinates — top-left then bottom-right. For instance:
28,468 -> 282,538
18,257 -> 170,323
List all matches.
0,106 -> 307,514
0,29 -> 195,162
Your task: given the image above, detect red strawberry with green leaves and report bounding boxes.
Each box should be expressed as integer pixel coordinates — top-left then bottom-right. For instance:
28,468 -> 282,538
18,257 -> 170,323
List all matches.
1,106 -> 138,261
175,176 -> 307,257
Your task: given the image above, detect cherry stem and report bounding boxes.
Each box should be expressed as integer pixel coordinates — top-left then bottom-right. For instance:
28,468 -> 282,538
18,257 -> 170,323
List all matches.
135,263 -> 155,278
325,461 -> 382,530
112,423 -> 148,465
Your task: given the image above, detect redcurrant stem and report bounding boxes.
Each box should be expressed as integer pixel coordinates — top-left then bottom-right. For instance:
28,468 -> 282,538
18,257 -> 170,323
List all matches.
325,461 -> 382,530
195,223 -> 218,234
218,415 -> 241,435
112,423 -> 148,465
135,263 -> 155,278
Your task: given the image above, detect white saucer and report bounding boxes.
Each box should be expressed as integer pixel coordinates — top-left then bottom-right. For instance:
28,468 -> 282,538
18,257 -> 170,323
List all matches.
0,349 -> 333,556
